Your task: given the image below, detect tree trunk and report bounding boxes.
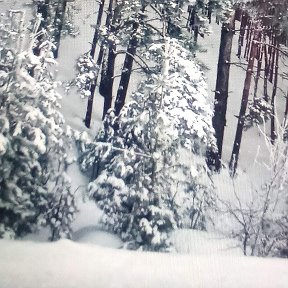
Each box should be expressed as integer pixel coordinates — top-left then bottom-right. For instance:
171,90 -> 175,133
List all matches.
253,36 -> 264,99
270,42 -> 279,144
114,22 -> 139,116
90,0 -> 105,58
33,0 -> 50,56
237,11 -> 247,58
99,0 -> 118,120
207,15 -> 235,171
263,44 -> 269,101
101,45 -> 116,119
84,0 -> 106,128
229,29 -> 258,176
284,91 -> 288,125
53,0 -> 67,58
84,47 -> 105,128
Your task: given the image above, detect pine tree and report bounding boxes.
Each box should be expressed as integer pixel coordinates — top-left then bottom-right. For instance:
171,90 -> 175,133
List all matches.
79,38 -> 215,250
0,11 -> 77,239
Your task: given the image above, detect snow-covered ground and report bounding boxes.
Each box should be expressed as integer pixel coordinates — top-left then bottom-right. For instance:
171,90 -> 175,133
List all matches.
1,238 -> 288,288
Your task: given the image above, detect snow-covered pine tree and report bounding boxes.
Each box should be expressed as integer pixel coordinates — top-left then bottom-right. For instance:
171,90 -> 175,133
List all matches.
79,37 -> 216,251
0,11 -> 77,239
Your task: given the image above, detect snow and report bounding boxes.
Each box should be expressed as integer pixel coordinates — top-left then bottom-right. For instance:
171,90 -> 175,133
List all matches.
170,229 -> 242,256
1,238 -> 288,288
0,133 -> 8,155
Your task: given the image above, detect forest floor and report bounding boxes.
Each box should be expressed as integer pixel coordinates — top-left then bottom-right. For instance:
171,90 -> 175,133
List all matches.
0,0 -> 287,287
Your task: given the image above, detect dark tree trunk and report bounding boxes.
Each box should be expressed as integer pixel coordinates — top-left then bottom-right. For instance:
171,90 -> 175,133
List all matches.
101,46 -> 116,119
269,36 -> 276,83
207,16 -> 235,171
114,22 -> 139,116
244,20 -> 252,60
99,0 -> 118,120
270,42 -> 279,144
263,44 -> 269,101
237,11 -> 248,58
33,0 -> 50,56
90,0 -> 105,58
229,30 -> 258,176
84,47 -> 105,128
84,0 -> 106,128
53,0 -> 67,58
284,91 -> 288,125
253,36 -> 264,99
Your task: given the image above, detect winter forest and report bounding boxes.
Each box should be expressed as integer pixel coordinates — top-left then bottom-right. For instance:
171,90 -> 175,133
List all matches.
0,0 -> 288,287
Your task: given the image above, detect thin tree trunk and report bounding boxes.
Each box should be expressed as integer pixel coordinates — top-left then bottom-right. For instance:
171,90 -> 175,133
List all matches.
284,91 -> 288,125
114,22 -> 139,116
84,47 -> 105,128
84,0 -> 106,128
101,45 -> 116,120
269,36 -> 276,83
99,0 -> 118,120
271,41 -> 279,144
207,15 -> 235,171
253,36 -> 264,99
237,11 -> 247,58
90,0 -> 105,58
244,20 -> 252,60
229,29 -> 258,176
264,44 -> 269,101
33,0 -> 50,56
53,0 -> 67,58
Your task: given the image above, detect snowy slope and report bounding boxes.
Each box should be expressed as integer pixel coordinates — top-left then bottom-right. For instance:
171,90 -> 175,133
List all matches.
1,239 -> 288,288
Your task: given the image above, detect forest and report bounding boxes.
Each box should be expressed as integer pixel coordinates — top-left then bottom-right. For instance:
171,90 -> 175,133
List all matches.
0,0 -> 287,287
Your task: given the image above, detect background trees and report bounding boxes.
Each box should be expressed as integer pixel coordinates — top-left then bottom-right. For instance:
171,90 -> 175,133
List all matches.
205,0 -> 288,175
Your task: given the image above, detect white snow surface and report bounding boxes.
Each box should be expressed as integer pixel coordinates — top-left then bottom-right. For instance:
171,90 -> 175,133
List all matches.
1,238 -> 288,288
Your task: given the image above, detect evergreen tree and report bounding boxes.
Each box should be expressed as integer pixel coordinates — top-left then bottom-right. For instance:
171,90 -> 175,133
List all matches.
79,38 -> 215,250
0,11 -> 77,239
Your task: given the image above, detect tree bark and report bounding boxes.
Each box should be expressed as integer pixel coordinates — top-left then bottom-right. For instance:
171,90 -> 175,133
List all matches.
207,15 -> 235,171
84,47 -> 105,128
99,0 -> 118,120
253,35 -> 264,99
90,0 -> 105,58
114,22 -> 139,116
33,0 -> 50,56
84,0 -> 106,128
101,45 -> 116,119
53,0 -> 67,58
270,42 -> 279,144
237,11 -> 247,58
229,29 -> 258,176
263,44 -> 269,101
